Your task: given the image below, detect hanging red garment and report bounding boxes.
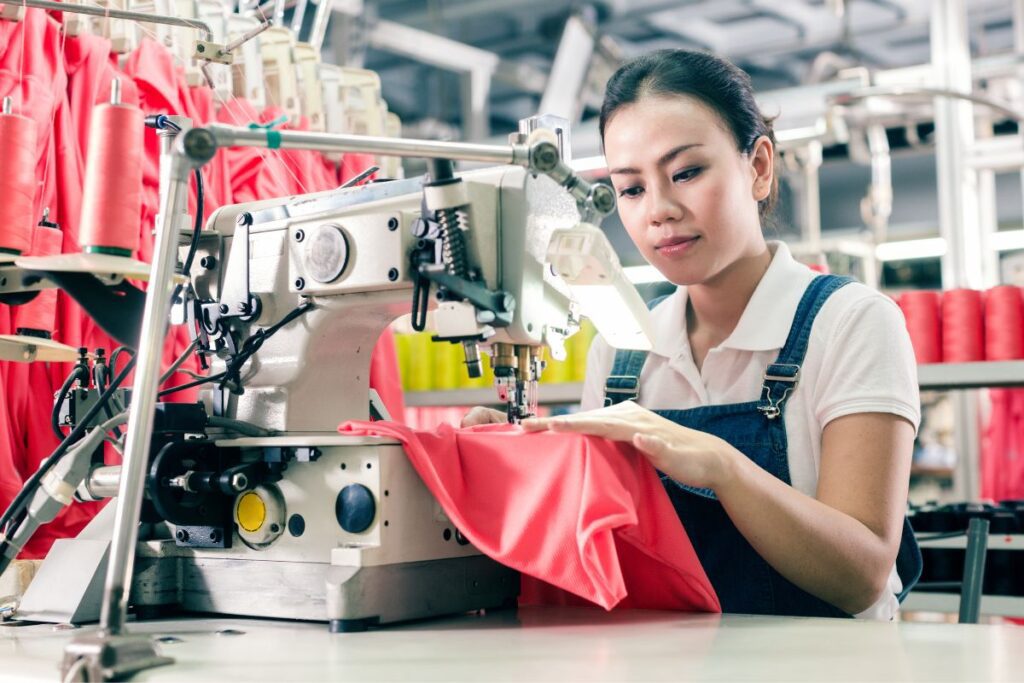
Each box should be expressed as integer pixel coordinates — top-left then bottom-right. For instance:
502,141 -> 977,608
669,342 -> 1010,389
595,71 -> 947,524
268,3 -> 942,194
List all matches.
981,389 -> 1024,501
215,98 -> 294,203
339,420 -> 720,612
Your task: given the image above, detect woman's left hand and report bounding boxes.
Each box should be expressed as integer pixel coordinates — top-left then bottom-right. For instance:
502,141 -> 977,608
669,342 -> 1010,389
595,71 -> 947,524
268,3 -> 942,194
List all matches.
521,401 -> 740,491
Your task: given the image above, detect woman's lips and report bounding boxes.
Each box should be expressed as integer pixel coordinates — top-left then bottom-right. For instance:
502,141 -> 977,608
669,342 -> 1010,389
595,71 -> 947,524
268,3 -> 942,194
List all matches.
654,235 -> 700,257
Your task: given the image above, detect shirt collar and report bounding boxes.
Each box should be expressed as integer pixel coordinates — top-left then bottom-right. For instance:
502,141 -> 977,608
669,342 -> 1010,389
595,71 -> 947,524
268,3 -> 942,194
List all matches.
648,241 -> 816,358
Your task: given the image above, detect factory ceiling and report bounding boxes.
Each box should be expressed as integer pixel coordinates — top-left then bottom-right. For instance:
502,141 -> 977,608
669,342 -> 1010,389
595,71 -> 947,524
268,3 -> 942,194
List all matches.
324,0 -> 1017,140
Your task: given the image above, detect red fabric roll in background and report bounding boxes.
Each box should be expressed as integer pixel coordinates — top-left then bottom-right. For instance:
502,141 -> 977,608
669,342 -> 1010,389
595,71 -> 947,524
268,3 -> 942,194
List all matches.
78,101 -> 143,254
985,285 -> 1024,361
898,291 -> 942,364
942,289 -> 985,362
0,109 -> 38,255
15,225 -> 63,334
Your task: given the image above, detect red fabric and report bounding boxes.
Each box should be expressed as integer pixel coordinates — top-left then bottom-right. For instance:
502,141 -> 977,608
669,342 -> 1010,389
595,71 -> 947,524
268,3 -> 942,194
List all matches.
339,420 -> 720,613
369,329 -> 406,422
981,389 -> 1024,501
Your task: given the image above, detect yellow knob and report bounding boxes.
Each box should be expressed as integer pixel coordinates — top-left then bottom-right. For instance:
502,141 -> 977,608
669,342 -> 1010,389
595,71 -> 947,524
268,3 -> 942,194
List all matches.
236,491 -> 266,533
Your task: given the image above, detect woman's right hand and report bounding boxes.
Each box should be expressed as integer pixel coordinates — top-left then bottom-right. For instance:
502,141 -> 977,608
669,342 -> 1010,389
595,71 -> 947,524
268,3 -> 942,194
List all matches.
461,406 -> 508,427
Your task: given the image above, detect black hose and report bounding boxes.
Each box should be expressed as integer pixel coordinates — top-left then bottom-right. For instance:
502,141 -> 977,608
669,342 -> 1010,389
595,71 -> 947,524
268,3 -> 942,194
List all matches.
0,355 -> 137,539
50,364 -> 89,442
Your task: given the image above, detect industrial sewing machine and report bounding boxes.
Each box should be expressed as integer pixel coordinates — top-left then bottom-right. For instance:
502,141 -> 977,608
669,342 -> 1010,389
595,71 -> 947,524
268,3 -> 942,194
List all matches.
10,122 -> 650,636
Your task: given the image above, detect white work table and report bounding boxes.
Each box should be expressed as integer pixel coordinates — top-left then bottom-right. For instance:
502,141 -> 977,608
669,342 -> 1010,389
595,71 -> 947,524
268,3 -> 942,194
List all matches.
1,607 -> 1022,681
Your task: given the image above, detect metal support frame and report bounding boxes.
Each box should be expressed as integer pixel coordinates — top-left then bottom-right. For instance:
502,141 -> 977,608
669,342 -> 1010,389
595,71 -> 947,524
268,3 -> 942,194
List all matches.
331,11 -> 500,142
959,517 -> 991,624
13,0 -> 214,39
207,124 -> 522,164
538,11 -> 598,126
61,129 -> 216,681
931,0 -> 992,504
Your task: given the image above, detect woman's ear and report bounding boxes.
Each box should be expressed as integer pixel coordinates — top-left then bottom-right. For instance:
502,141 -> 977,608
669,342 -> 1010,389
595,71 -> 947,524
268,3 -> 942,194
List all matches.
749,135 -> 774,203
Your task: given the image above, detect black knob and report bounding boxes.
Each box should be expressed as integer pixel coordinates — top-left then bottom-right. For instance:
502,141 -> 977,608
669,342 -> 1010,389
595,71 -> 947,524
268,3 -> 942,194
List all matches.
335,484 -> 376,533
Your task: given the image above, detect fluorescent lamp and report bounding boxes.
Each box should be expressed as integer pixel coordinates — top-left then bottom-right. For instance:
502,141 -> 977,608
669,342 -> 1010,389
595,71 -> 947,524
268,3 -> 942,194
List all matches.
875,237 -> 947,262
547,224 -> 654,350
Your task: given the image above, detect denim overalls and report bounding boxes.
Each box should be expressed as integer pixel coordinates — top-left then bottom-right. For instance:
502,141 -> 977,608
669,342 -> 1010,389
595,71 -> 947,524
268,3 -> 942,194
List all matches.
604,274 -> 922,617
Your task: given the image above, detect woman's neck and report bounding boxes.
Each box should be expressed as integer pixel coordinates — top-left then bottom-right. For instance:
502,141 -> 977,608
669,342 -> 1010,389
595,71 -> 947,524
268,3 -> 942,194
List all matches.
687,243 -> 773,344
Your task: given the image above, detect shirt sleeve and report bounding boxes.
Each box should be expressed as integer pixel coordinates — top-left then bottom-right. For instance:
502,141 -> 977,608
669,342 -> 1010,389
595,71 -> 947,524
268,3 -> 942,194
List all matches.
579,335 -> 615,412
812,292 -> 921,432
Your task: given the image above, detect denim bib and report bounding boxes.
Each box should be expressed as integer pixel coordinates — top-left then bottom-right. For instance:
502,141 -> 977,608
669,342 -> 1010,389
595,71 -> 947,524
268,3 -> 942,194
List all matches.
604,275 -> 922,617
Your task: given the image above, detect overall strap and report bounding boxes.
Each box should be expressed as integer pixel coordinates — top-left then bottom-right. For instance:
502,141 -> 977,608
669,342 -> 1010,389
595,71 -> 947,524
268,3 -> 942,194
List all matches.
758,274 -> 854,419
603,293 -> 672,406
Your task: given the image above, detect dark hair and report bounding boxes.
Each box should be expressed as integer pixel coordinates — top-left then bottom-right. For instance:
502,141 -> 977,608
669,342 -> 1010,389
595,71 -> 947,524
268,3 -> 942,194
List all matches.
599,49 -> 778,220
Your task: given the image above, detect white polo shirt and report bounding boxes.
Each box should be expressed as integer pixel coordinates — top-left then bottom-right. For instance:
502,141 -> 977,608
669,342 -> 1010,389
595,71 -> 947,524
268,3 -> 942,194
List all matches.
580,241 -> 920,621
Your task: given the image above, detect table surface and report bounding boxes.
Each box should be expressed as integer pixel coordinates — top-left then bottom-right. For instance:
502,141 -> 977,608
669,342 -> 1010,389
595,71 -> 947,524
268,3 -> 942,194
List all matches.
2,607 -> 1023,682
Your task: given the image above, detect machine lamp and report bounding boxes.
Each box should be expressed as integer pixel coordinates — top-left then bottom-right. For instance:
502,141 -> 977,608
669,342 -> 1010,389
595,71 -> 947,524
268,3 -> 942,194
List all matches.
547,223 -> 654,351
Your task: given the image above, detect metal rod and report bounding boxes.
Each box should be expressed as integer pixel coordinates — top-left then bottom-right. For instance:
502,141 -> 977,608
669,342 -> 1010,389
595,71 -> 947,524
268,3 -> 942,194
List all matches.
833,85 -> 1024,124
959,517 -> 990,624
271,0 -> 286,27
1,96 -> 11,115
222,18 -> 271,53
308,0 -> 331,50
97,150 -> 193,636
15,0 -> 215,40
110,78 -> 121,106
290,0 -> 308,35
84,466 -> 122,500
205,123 -> 524,165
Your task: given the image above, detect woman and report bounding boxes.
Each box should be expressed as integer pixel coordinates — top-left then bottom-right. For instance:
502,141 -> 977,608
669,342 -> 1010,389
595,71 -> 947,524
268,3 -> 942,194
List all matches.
464,49 -> 921,620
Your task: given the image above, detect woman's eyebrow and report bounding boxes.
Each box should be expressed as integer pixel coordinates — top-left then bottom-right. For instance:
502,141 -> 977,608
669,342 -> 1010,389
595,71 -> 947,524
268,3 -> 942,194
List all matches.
608,143 -> 703,175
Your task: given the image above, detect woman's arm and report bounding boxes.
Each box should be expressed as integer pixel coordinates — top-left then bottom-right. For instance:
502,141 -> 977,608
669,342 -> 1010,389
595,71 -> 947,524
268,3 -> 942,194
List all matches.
713,411 -> 913,614
524,403 -> 914,614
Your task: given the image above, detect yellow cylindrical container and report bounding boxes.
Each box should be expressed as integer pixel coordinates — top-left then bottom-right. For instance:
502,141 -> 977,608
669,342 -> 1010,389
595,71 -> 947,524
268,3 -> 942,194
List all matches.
570,320 -> 597,382
405,332 -> 434,391
394,332 -> 412,391
434,340 -> 462,390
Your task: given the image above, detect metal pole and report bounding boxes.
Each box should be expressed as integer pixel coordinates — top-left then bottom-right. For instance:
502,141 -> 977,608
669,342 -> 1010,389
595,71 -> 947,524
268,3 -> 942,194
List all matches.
97,133 -> 212,636
932,0 -> 983,289
959,517 -> 990,624
308,0 -> 332,50
15,0 -> 214,40
933,0 -> 984,503
205,123 -> 523,164
99,167 -> 185,634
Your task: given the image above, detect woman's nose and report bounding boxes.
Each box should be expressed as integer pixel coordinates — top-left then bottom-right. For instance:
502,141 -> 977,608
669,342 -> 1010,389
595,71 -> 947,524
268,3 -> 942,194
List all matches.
645,182 -> 683,226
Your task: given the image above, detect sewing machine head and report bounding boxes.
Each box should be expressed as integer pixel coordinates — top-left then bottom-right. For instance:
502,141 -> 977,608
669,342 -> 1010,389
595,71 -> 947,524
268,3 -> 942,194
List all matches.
188,162 -> 583,428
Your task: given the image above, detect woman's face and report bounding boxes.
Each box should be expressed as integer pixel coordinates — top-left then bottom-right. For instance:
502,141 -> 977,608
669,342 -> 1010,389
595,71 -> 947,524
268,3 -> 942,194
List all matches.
603,94 -> 773,286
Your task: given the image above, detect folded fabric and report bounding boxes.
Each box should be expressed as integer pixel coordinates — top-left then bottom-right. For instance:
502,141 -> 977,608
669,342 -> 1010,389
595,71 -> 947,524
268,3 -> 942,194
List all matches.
339,420 -> 719,613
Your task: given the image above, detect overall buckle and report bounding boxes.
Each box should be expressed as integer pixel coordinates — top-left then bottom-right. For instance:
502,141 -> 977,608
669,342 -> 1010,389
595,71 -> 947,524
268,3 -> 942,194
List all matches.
604,376 -> 639,405
758,364 -> 801,420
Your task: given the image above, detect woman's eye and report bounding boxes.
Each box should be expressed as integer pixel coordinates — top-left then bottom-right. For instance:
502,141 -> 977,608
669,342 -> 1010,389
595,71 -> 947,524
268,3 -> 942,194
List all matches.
673,167 -> 703,182
618,186 -> 644,198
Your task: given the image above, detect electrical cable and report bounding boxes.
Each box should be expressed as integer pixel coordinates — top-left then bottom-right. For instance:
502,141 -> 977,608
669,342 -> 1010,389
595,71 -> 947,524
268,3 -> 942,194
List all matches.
50,364 -> 89,442
157,302 -> 313,398
207,415 -> 275,437
157,371 -> 227,398
109,345 -> 135,376
0,355 -> 137,538
159,337 -> 200,385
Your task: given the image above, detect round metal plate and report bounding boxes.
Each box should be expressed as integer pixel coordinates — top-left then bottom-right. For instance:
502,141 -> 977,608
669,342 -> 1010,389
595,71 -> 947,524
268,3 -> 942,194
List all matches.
305,224 -> 350,284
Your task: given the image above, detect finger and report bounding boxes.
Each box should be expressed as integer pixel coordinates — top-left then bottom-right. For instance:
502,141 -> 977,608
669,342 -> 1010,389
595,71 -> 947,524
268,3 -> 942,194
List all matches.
461,407 -> 502,428
520,417 -> 553,432
633,432 -> 669,457
548,416 -> 635,441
